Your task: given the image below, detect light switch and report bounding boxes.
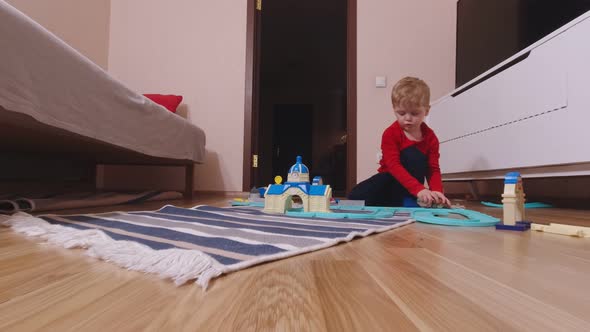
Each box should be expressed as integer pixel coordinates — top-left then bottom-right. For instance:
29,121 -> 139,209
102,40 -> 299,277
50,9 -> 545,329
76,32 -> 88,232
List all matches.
375,76 -> 387,88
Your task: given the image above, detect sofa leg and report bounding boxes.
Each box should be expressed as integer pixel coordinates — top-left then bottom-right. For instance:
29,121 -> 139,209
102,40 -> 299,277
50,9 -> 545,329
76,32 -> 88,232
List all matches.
184,164 -> 194,199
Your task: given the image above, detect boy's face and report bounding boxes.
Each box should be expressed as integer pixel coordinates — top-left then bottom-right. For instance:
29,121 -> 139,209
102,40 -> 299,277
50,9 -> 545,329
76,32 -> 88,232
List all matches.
393,105 -> 430,132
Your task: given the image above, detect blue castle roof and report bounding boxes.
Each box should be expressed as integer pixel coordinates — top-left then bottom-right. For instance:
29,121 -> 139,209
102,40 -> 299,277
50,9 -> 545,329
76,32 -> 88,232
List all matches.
289,156 -> 309,174
504,172 -> 521,184
309,185 -> 328,196
267,183 -> 310,195
266,183 -> 328,196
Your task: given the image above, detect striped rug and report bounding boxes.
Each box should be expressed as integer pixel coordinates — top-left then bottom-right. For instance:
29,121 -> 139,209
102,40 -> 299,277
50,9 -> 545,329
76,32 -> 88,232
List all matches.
0,205 -> 413,289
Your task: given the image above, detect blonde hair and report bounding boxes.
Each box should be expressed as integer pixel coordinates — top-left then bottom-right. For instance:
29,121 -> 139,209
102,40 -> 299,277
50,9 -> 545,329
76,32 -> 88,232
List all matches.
391,77 -> 430,109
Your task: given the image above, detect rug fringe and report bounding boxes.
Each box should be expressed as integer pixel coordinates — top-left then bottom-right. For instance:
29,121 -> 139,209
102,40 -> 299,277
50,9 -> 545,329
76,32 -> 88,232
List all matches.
0,212 -> 223,289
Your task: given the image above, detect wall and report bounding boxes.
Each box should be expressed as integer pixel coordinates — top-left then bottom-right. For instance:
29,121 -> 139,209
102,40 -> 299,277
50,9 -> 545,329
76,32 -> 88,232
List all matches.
6,0 -> 111,70
107,0 -> 247,192
356,0 -> 457,183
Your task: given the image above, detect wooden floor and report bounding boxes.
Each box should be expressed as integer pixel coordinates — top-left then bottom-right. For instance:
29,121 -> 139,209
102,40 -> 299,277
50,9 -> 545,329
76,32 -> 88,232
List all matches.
1,195 -> 589,331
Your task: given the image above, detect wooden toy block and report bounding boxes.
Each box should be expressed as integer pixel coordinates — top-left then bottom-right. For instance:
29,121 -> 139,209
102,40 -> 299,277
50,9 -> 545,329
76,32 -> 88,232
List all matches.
531,223 -> 590,237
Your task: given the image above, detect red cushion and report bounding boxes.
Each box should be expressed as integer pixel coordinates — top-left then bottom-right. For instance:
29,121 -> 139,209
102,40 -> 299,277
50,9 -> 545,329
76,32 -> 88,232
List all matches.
143,94 -> 183,113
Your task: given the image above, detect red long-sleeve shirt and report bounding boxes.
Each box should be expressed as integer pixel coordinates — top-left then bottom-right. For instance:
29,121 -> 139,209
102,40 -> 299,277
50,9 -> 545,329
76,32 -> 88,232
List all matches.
377,121 -> 443,196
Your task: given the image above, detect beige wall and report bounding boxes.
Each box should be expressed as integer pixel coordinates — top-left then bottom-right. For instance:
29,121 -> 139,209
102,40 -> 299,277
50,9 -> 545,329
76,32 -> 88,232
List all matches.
105,0 -> 456,193
107,0 -> 247,192
356,0 -> 457,182
6,0 -> 111,70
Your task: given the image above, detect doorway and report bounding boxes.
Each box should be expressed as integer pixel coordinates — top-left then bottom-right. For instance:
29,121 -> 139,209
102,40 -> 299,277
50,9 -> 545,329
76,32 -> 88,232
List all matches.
272,104 -> 313,179
243,0 -> 356,197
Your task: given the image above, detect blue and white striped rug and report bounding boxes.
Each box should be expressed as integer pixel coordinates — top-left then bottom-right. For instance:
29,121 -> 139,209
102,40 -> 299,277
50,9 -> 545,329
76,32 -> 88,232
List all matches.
1,205 -> 413,288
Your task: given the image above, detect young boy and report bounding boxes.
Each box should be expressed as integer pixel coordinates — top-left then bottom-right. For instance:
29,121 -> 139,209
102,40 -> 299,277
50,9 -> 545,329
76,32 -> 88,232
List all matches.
348,76 -> 451,207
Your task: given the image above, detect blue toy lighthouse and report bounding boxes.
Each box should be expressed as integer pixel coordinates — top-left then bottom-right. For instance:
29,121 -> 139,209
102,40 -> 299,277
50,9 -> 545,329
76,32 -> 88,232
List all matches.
495,172 -> 531,231
263,156 -> 332,214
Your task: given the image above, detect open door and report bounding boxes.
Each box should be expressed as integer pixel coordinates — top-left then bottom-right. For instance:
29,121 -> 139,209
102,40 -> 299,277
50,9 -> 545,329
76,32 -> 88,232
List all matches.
243,0 -> 356,197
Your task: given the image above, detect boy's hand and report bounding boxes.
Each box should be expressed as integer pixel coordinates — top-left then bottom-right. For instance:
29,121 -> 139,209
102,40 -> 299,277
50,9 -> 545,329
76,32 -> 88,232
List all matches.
431,191 -> 451,207
417,189 -> 436,207
417,189 -> 451,208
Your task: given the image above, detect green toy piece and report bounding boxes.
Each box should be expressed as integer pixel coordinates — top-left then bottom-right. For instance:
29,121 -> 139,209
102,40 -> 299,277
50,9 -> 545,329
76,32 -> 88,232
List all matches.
410,208 -> 500,227
230,200 -> 500,227
230,200 -> 264,207
330,205 -> 499,226
481,201 -> 553,208
286,209 -> 395,219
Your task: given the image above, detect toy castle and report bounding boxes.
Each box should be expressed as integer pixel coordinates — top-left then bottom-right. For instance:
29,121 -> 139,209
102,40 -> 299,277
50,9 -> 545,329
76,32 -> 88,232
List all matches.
263,156 -> 332,214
